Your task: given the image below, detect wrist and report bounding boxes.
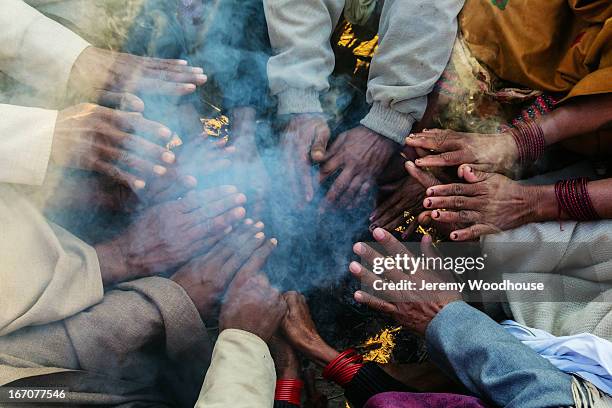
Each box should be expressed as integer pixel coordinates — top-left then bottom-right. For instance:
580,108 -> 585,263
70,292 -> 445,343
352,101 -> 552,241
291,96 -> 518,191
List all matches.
95,239 -> 128,285
298,335 -> 339,366
528,184 -> 561,222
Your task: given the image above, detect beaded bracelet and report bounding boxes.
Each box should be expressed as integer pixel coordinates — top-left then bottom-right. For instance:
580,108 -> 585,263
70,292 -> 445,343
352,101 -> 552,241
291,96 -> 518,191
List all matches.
275,379 -> 304,406
509,120 -> 546,165
554,178 -> 600,222
322,349 -> 364,386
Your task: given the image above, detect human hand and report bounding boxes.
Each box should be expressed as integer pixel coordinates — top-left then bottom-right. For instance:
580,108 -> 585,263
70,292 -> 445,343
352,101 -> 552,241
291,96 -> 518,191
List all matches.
171,219 -> 268,319
51,104 -> 177,191
95,186 -> 247,284
219,240 -> 285,343
406,129 -> 519,178
421,165 -> 541,241
67,47 -> 206,105
281,114 -> 331,203
351,228 -> 462,337
281,292 -> 340,366
320,126 -> 397,209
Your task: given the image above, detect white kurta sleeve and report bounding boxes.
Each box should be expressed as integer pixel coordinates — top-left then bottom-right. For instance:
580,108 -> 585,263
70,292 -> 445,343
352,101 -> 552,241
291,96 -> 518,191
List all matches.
0,104 -> 57,186
264,0 -> 345,115
0,0 -> 90,97
0,185 -> 104,336
195,329 -> 276,408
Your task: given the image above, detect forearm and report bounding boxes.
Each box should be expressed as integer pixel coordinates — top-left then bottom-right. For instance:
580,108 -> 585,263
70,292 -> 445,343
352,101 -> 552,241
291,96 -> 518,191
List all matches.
426,301 -> 575,408
540,93 -> 612,146
529,178 -> 612,222
264,0 -> 344,114
362,0 -> 464,143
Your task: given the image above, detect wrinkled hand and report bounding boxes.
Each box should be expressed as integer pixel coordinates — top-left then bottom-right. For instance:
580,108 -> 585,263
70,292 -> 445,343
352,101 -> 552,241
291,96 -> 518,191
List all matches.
219,240 -> 285,342
406,129 -> 519,178
422,165 -> 540,241
351,228 -> 462,336
95,186 -> 247,284
269,335 -> 301,379
320,126 -> 397,209
67,47 -> 206,106
281,114 -> 331,203
171,219 -> 267,319
281,292 -> 340,366
51,104 -> 177,191
370,160 -> 441,232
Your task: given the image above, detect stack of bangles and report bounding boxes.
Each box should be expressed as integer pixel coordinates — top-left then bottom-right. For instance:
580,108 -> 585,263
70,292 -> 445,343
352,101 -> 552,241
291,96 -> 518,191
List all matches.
509,120 -> 546,165
322,349 -> 364,387
555,177 -> 600,221
275,379 -> 304,406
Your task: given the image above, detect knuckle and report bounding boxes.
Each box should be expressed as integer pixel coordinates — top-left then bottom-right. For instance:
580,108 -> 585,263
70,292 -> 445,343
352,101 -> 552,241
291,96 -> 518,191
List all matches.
452,184 -> 463,195
459,210 -> 471,221
454,197 -> 465,209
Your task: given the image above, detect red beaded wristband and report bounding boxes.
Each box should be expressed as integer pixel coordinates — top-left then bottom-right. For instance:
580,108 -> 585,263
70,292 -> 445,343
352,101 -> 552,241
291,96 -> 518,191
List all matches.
322,349 -> 364,387
510,120 -> 546,165
275,379 -> 303,406
554,178 -> 600,222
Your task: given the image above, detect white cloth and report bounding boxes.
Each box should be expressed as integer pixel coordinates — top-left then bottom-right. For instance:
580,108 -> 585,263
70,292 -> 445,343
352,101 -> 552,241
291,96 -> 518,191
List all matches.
264,0 -> 464,143
503,320 -> 612,396
0,185 -> 104,336
196,329 -> 276,408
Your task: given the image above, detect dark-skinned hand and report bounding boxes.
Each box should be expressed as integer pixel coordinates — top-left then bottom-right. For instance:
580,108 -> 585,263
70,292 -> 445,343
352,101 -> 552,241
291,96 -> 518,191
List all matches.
320,126 -> 397,210
171,218 -> 267,320
351,228 -> 462,336
269,334 -> 301,379
281,114 -> 331,204
95,186 -> 247,284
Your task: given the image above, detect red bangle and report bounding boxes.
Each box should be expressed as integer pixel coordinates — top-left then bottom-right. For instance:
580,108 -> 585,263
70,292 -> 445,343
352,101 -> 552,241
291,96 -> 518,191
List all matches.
554,178 -> 600,222
275,379 -> 303,406
322,349 -> 364,387
510,120 -> 546,165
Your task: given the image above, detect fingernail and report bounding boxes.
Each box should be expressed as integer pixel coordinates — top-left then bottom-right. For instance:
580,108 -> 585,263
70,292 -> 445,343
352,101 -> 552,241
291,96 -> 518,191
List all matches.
195,74 -> 207,84
244,218 -> 254,225
451,233 -> 458,240
153,165 -> 167,175
369,214 -> 375,221
134,180 -> 146,190
353,243 -> 365,255
466,166 -> 473,173
255,232 -> 265,240
433,211 -> 440,219
254,221 -> 264,229
427,188 -> 434,196
270,238 -> 278,246
183,175 -> 198,188
406,161 -> 415,168
177,60 -> 188,65
415,159 -> 422,165
349,261 -> 361,274
161,151 -> 175,164
233,207 -> 246,218
236,194 -> 247,204
183,84 -> 196,92
354,291 -> 364,301
224,226 -> 233,234
425,199 -> 432,208
223,185 -> 238,193
192,67 -> 204,74
373,228 -> 386,240
158,127 -> 172,139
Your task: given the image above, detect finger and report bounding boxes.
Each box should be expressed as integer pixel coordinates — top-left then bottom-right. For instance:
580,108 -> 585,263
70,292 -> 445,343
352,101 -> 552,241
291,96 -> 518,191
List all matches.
298,158 -> 314,203
324,169 -> 353,205
111,111 -> 173,143
221,229 -> 268,278
424,196 -> 483,211
371,228 -> 415,282
349,261 -> 380,293
123,77 -> 197,96
205,222 -> 264,266
191,193 -> 247,219
99,145 -> 166,178
354,291 -> 397,314
459,165 -> 492,184
338,177 -> 365,208
319,155 -> 343,182
103,130 -> 174,165
352,241 -> 386,271
417,211 -> 433,227
405,161 -> 440,189
311,123 -> 330,162
146,173 -> 198,204
178,186 -> 239,212
405,130 -> 460,151
370,191 -> 402,223
457,163 -> 492,179
234,238 -> 278,280
450,224 -> 497,241
349,181 -> 372,210
431,209 -> 481,225
186,207 -> 247,239
91,159 -> 146,191
414,150 -> 470,168
142,67 -> 207,86
94,91 -> 144,112
420,235 -> 440,260
425,182 -> 482,198
380,213 -> 407,232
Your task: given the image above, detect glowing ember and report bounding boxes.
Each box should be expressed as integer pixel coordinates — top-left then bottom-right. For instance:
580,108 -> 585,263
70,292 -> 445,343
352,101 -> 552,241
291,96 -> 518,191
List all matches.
336,21 -> 378,74
361,327 -> 401,364
166,133 -> 183,150
201,115 -> 230,143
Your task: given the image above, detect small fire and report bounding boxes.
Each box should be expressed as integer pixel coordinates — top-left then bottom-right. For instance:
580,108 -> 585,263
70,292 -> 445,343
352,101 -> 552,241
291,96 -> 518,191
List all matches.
336,21 -> 378,74
361,327 -> 401,364
201,115 -> 230,143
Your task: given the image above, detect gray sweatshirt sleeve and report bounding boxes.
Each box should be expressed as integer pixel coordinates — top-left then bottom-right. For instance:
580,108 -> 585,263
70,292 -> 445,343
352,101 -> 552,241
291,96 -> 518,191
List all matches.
264,0 -> 345,115
361,0 -> 464,143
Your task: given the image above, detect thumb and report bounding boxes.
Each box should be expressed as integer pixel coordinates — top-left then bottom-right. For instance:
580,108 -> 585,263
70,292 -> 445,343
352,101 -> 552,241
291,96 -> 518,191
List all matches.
311,123 -> 330,162
459,165 -> 491,184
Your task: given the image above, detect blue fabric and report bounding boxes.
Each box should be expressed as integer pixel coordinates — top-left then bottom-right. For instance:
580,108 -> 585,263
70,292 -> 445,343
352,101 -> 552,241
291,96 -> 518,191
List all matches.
426,301 -> 575,408
502,320 -> 612,396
